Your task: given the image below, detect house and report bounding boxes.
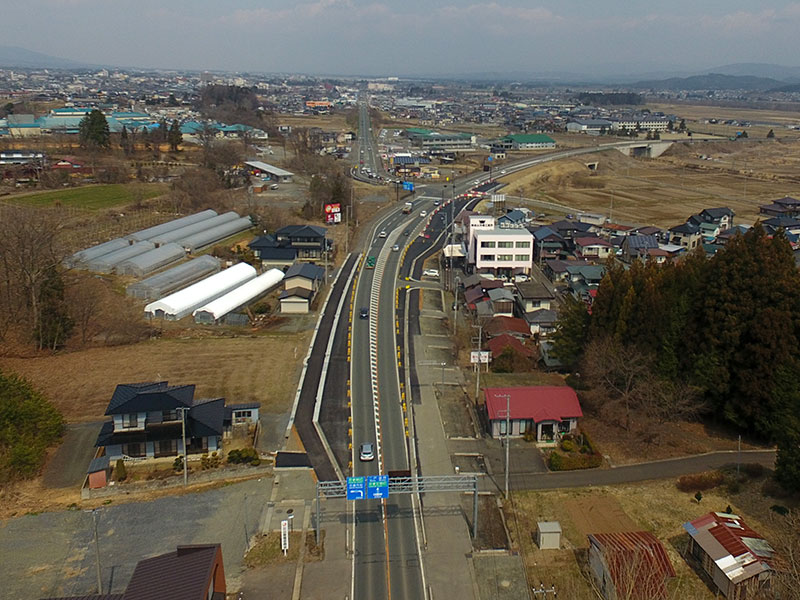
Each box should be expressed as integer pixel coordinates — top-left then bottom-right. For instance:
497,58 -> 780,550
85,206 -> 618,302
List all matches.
497,209 -> 528,229
484,315 -> 531,339
275,225 -> 329,260
588,531 -> 676,600
280,287 -> 314,313
759,196 -> 800,218
487,334 -> 534,360
491,133 -> 556,150
566,118 -> 613,134
762,216 -> 800,236
524,308 -> 558,337
548,219 -> 594,241
249,234 -> 297,268
488,287 -> 515,317
543,259 -> 589,283
283,262 -> 325,292
715,225 -> 750,245
621,235 -> 659,263
94,382 -> 224,461
683,512 -> 779,599
514,281 -> 555,313
688,207 -> 735,231
484,386 -> 582,441
566,264 -> 606,300
669,222 -> 702,250
43,544 -> 226,600
532,227 -> 568,262
470,228 -> 534,276
574,236 -> 614,261
224,402 -> 260,435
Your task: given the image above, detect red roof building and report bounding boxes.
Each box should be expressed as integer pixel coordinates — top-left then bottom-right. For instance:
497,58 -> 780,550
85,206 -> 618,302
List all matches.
683,512 -> 779,599
484,315 -> 531,339
487,334 -> 534,359
588,531 -> 676,600
484,386 -> 582,441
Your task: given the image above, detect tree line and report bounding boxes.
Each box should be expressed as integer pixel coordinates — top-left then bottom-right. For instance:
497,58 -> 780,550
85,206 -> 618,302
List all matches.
552,225 -> 800,491
575,92 -> 644,106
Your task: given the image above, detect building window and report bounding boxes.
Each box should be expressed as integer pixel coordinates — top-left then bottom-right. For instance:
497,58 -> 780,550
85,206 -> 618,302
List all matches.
122,414 -> 138,429
515,241 -> 531,248
497,254 -> 513,261
156,439 -> 176,457
162,409 -> 178,422
497,241 -> 513,248
515,255 -> 530,262
480,255 -> 495,261
480,241 -> 496,248
124,442 -> 145,457
499,420 -> 507,435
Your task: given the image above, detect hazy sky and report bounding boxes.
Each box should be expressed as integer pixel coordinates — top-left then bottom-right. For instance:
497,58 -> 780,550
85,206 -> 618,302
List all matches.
4,0 -> 800,76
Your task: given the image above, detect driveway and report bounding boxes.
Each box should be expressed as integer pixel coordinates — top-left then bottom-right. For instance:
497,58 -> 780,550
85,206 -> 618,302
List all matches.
0,477 -> 271,599
42,421 -> 104,489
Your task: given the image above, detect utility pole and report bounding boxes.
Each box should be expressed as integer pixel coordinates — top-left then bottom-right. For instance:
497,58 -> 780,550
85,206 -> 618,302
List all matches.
472,323 -> 483,403
91,509 -> 102,594
505,393 -> 511,498
177,406 -> 190,487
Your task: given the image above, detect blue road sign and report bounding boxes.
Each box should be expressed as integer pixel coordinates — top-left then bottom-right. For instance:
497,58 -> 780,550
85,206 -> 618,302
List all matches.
367,475 -> 389,499
346,476 -> 366,500
487,155 -> 493,161
402,181 -> 415,191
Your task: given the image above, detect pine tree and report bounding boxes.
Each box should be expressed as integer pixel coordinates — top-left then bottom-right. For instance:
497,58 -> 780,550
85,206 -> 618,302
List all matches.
551,295 -> 591,368
168,121 -> 182,151
78,109 -> 110,149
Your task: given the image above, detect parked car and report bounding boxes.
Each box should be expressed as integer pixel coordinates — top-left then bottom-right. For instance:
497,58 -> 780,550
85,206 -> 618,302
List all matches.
270,183 -> 279,190
422,269 -> 440,277
514,274 -> 530,283
359,442 -> 375,461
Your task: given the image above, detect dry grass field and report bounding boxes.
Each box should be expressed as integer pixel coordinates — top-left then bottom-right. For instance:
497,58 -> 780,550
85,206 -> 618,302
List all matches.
495,137 -> 800,227
0,332 -> 311,423
507,478 -> 793,600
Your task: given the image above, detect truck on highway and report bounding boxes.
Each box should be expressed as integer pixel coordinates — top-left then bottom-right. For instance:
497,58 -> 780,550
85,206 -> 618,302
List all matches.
402,201 -> 413,214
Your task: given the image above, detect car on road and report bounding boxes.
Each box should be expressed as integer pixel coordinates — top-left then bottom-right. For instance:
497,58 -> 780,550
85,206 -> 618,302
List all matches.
500,170 -> 507,174
473,180 -> 480,185
359,442 -> 375,461
270,183 -> 279,190
365,256 -> 376,269
392,244 -> 399,252
420,210 -> 427,217
378,230 -> 387,238
403,229 -> 410,236
359,307 -> 369,319
422,269 -> 440,277
434,200 -> 440,206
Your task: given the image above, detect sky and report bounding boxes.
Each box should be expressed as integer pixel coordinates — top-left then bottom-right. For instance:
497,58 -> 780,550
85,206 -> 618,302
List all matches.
3,0 -> 800,77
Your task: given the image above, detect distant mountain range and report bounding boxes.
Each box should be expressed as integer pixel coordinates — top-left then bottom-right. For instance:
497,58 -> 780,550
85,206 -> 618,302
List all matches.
631,73 -> 789,91
0,45 -> 91,69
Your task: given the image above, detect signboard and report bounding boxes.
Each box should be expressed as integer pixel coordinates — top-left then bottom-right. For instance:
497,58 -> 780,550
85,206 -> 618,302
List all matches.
487,155 -> 493,162
491,194 -> 506,204
402,181 -> 415,191
280,519 -> 289,555
367,475 -> 389,499
470,351 -> 491,364
346,476 -> 366,500
324,202 -> 342,224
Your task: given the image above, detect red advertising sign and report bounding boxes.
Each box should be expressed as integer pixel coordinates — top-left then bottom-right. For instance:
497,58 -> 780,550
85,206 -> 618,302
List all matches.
325,203 -> 342,224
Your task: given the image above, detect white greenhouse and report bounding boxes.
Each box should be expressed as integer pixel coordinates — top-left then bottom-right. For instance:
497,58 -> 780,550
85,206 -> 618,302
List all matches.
127,209 -> 218,242
181,217 -> 253,252
150,212 -> 241,247
193,268 -> 284,324
127,256 -> 221,300
67,238 -> 130,268
144,262 -> 257,320
116,243 -> 186,277
86,241 -> 155,273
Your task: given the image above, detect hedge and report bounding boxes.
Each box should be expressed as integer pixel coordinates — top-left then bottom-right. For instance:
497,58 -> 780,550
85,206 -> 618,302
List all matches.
549,451 -> 603,471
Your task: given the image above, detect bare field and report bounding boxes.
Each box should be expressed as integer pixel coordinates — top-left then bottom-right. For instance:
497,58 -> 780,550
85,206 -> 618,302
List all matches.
0,333 -> 311,423
507,478 -> 792,600
497,139 -> 800,227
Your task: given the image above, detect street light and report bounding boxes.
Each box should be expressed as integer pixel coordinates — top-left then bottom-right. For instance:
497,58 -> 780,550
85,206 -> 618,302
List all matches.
83,508 -> 103,594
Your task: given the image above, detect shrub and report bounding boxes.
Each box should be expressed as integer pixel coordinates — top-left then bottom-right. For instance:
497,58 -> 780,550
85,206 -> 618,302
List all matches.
770,505 -> 789,516
726,479 -> 742,495
201,452 -> 221,470
523,430 -> 536,443
173,455 -> 184,471
742,463 -> 765,479
560,439 -> 576,453
762,477 -> 791,499
251,458 -> 261,466
676,471 -> 725,493
114,459 -> 127,482
695,491 -> 703,503
548,451 -> 602,471
228,447 -> 259,465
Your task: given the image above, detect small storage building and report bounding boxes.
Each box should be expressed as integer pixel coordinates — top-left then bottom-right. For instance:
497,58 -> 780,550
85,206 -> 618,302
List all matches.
279,287 -> 314,314
87,455 -> 111,489
144,262 -> 257,320
536,521 -> 562,549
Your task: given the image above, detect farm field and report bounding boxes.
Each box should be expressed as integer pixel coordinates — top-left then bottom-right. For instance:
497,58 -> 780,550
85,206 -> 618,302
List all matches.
0,332 -> 311,423
508,478 -> 791,600
3,182 -> 167,210
495,138 -> 800,227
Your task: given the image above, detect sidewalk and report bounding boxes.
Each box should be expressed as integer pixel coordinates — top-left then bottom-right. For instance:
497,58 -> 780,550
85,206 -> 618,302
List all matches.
412,333 -> 479,600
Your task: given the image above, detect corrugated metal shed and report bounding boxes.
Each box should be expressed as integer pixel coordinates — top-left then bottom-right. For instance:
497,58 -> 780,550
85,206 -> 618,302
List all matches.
86,241 -> 155,273
127,209 -> 218,242
126,256 -> 221,300
67,237 -> 131,268
194,268 -> 284,323
116,243 -> 186,277
144,262 -> 256,320
150,211 -> 241,247
180,217 -> 253,252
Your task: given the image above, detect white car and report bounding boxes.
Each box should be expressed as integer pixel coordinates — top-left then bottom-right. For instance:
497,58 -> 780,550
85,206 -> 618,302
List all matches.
420,211 -> 427,217
500,170 -> 507,174
392,244 -> 400,252
473,180 -> 480,185
378,230 -> 387,238
359,442 -> 375,461
422,269 -> 440,277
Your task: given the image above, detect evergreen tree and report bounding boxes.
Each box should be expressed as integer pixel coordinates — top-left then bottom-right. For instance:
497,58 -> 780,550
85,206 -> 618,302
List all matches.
168,121 -> 182,151
120,125 -> 129,154
767,129 -> 775,139
550,295 -> 591,368
34,267 -> 73,351
78,109 -> 110,149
